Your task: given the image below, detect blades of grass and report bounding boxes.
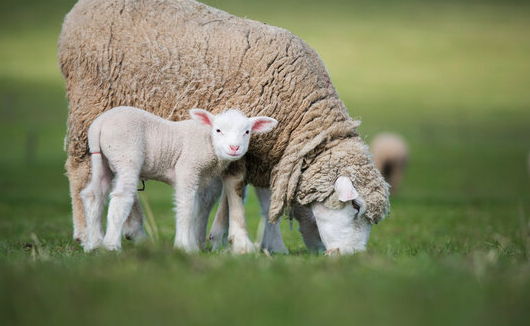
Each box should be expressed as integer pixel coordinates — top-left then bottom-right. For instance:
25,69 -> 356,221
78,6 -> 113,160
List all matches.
519,202 -> 529,260
139,192 -> 159,243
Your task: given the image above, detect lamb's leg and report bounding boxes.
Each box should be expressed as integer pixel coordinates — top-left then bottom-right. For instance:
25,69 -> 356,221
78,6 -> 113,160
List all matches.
80,154 -> 112,251
292,204 -> 325,253
208,189 -> 229,251
195,177 -> 223,249
223,173 -> 254,254
102,171 -> 138,251
173,172 -> 201,252
123,194 -> 146,242
65,156 -> 91,245
255,187 -> 288,254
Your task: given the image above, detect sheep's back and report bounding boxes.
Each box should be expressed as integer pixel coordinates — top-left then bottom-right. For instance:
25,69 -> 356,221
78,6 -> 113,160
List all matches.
59,0 -> 347,187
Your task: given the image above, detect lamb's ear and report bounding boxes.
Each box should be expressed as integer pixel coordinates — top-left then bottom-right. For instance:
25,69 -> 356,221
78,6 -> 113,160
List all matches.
249,117 -> 278,134
334,176 -> 359,202
189,109 -> 215,126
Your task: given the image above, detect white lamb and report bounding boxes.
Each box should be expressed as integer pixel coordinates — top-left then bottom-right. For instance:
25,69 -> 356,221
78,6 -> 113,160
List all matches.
80,106 -> 277,252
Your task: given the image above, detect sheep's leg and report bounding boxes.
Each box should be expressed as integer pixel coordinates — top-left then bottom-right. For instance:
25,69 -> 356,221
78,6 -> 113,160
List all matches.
81,154 -> 112,251
195,177 -> 223,249
123,195 -> 146,242
255,187 -> 288,254
102,171 -> 138,251
173,172 -> 201,252
292,204 -> 325,254
208,189 -> 229,251
66,157 -> 91,245
223,173 -> 254,254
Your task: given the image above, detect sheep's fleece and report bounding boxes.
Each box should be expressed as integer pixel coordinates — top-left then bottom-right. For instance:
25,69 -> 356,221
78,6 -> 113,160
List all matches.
59,0 -> 389,223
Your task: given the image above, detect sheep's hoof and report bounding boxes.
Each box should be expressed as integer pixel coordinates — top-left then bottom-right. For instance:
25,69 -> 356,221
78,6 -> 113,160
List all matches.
260,238 -> 289,255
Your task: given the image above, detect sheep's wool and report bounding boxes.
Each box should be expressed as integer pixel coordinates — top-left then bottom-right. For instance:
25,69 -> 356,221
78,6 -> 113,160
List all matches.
59,0 -> 389,225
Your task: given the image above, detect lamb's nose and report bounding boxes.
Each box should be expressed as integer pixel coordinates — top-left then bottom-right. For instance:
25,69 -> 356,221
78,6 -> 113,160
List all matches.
229,145 -> 239,151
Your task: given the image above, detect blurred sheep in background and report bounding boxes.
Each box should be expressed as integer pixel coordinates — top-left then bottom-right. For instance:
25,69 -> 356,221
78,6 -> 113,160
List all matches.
370,132 -> 409,195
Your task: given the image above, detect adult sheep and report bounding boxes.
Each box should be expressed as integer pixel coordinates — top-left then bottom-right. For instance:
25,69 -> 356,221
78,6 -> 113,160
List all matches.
58,0 -> 390,254
370,132 -> 409,194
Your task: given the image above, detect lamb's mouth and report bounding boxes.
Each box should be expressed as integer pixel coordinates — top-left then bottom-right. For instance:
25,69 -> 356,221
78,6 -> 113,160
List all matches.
227,152 -> 240,157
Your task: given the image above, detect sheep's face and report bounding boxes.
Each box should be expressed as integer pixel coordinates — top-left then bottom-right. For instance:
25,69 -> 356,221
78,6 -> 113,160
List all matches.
310,176 -> 371,255
190,109 -> 277,161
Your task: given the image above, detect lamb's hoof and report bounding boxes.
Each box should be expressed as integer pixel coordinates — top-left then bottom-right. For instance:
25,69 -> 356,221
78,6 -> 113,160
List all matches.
229,235 -> 256,255
208,230 -> 228,251
83,241 -> 102,253
324,248 -> 340,257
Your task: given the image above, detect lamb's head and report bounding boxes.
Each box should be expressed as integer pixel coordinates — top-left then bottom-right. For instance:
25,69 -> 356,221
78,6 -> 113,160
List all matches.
190,109 -> 277,161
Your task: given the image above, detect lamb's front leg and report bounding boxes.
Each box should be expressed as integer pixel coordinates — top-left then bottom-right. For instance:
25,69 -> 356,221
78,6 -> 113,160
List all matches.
173,172 -> 201,253
223,173 -> 255,254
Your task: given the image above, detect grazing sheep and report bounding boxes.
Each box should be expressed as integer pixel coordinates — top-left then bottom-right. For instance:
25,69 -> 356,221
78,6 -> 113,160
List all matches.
370,133 -> 409,194
59,0 -> 389,254
81,106 -> 276,252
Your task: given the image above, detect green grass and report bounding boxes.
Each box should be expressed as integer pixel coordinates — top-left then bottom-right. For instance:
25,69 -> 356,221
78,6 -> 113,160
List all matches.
1,0 -> 530,325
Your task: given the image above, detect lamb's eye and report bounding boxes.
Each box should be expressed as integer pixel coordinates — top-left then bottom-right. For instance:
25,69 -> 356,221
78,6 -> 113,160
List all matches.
216,129 -> 221,133
245,130 -> 250,135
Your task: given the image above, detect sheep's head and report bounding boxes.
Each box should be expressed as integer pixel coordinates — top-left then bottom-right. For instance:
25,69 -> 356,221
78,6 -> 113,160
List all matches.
293,138 -> 390,255
190,109 -> 277,161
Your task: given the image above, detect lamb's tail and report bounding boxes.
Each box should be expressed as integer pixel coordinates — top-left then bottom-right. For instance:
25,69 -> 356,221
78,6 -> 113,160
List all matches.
87,116 -> 104,155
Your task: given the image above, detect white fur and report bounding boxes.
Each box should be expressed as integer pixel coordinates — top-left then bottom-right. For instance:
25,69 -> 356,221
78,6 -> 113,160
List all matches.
81,106 -> 276,252
310,202 -> 372,254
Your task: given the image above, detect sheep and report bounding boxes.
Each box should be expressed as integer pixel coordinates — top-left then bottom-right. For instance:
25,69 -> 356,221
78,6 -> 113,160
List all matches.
58,0 -> 390,254
370,132 -> 409,194
80,106 -> 277,252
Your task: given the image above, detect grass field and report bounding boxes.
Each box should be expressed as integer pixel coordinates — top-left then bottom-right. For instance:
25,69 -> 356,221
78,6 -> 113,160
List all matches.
1,0 -> 530,325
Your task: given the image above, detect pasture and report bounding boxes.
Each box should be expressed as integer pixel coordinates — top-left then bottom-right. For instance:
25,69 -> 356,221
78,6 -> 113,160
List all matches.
1,0 -> 529,325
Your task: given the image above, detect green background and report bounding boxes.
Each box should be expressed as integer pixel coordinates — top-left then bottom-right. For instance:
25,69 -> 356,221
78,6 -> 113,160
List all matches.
1,0 -> 529,325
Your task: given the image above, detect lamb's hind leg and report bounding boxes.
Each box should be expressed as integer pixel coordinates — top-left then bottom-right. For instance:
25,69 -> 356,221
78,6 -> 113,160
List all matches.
255,187 -> 288,254
102,171 -> 138,251
81,155 -> 112,251
123,194 -> 146,242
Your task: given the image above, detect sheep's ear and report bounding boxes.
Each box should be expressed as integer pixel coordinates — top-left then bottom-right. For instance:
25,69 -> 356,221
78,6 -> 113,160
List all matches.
334,176 -> 359,202
249,117 -> 278,134
189,109 -> 215,126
